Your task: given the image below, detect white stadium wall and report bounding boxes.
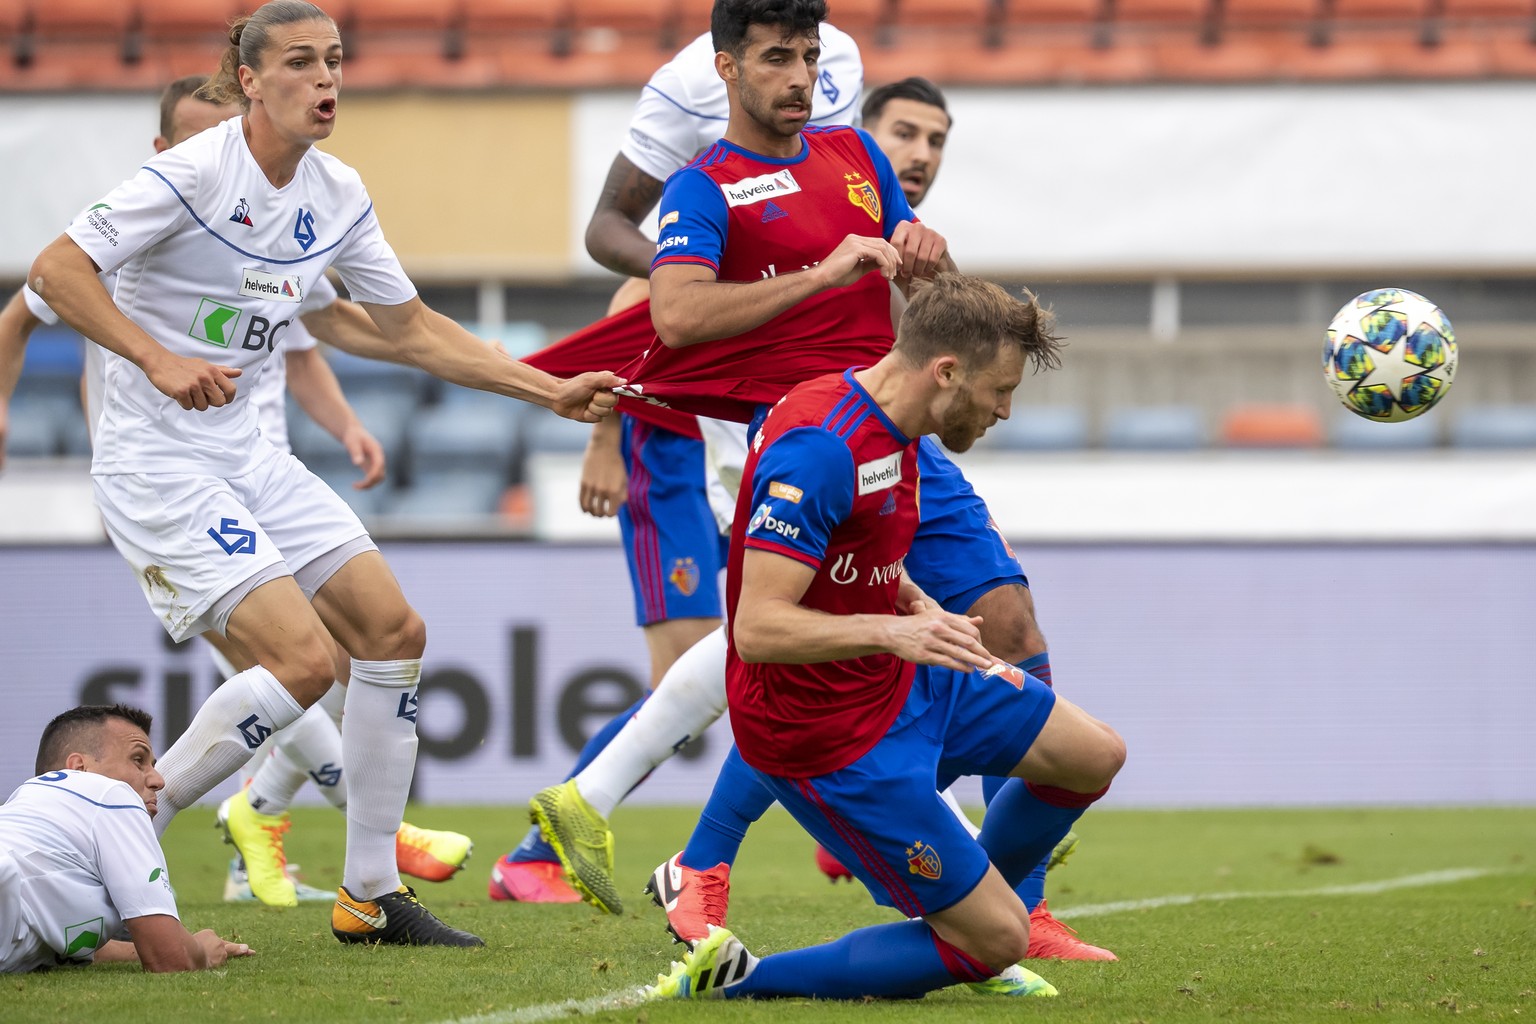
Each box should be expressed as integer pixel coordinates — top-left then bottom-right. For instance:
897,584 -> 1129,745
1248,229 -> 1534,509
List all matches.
4,82 -> 1536,279
1,542 -> 1532,808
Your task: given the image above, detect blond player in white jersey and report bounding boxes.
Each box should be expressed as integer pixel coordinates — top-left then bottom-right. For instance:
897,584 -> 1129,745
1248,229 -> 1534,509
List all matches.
0,704 -> 251,973
0,74 -> 474,909
28,0 -> 619,948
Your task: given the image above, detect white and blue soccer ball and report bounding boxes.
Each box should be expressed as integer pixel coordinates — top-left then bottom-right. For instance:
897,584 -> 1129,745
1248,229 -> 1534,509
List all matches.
1324,288 -> 1457,422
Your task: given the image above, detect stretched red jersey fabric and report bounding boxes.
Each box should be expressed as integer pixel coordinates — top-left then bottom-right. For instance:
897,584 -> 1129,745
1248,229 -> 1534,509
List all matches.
522,300 -> 699,439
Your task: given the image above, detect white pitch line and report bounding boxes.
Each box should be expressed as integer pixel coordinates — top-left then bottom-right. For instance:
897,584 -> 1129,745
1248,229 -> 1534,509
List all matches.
1051,867 -> 1499,920
433,866 -> 1497,1024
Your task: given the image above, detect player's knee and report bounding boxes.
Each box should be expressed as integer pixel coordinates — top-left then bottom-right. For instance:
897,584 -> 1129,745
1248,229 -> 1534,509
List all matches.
1067,721 -> 1126,793
274,638 -> 339,706
973,909 -> 1032,971
363,604 -> 426,660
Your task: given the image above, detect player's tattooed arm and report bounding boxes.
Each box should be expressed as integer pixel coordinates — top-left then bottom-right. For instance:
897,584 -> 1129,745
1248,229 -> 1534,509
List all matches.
585,154 -> 667,279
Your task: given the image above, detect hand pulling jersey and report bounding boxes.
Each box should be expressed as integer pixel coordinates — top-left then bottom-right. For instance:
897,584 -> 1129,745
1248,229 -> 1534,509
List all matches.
725,369 -> 920,778
63,118 -> 415,478
0,771 -> 177,973
622,126 -> 914,422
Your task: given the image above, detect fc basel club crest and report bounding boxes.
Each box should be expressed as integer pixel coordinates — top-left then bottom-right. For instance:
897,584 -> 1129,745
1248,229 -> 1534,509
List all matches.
906,840 -> 942,880
845,172 -> 881,223
668,557 -> 700,597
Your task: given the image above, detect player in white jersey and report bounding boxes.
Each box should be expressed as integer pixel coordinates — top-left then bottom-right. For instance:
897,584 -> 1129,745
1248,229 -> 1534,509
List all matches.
27,0 -> 619,948
488,18 -> 864,904
0,704 -> 251,973
0,74 -> 472,908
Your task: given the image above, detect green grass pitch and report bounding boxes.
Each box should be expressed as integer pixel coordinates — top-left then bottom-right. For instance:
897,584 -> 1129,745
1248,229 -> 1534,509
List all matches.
6,805 -> 1533,1023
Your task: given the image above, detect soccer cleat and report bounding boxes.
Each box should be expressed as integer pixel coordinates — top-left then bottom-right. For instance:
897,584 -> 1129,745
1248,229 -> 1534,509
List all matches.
1047,830 -> 1080,871
331,885 -> 485,947
645,925 -> 758,1000
529,780 -> 621,914
1027,899 -> 1118,961
814,844 -> 854,883
216,789 -> 297,907
396,821 -> 473,883
223,855 -> 332,903
967,962 -> 1059,998
487,856 -> 581,903
644,853 -> 730,949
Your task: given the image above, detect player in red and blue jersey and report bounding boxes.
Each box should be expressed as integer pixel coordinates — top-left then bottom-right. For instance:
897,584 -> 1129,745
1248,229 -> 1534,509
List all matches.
647,274 -> 1124,1002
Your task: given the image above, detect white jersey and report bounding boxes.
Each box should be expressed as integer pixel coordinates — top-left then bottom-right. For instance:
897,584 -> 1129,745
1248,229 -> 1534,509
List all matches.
23,271 -> 336,455
64,118 -> 414,477
619,25 -> 864,183
0,770 -> 177,973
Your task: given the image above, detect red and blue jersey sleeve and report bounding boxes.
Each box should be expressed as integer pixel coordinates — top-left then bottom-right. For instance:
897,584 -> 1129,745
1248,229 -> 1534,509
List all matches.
851,128 -> 915,240
651,167 -> 729,275
742,427 -> 853,569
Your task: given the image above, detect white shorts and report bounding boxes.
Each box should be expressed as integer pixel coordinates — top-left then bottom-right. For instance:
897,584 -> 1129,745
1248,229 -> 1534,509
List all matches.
696,415 -> 749,537
93,444 -> 374,641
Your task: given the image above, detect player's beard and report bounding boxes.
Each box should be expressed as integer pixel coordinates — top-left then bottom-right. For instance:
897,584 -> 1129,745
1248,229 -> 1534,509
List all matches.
936,390 -> 993,453
741,78 -> 807,140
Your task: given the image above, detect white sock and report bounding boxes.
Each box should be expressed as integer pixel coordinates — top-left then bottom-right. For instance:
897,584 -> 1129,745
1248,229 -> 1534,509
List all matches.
342,659 -> 420,899
939,786 -> 982,839
317,680 -> 346,730
207,646 -> 269,783
153,665 -> 304,836
247,701 -> 347,815
575,626 -> 729,816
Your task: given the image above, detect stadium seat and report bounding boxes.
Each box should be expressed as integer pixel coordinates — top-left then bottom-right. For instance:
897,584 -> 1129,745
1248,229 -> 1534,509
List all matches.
383,471 -> 507,517
890,0 -> 997,32
983,405 -> 1091,450
462,0 -> 569,34
4,398 -> 67,457
517,405 -> 594,455
325,349 -> 431,407
342,0 -> 464,60
1102,405 -> 1208,449
312,465 -> 390,517
569,0 -> 677,42
1115,0 -> 1215,28
59,413 -> 93,457
1449,404 -> 1536,448
1329,409 -> 1440,448
1220,0 -> 1325,29
1220,403 -> 1325,447
406,403 -> 519,482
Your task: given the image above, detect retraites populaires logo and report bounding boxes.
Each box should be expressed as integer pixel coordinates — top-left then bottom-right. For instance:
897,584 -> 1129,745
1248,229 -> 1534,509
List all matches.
85,203 -> 120,248
720,169 -> 802,209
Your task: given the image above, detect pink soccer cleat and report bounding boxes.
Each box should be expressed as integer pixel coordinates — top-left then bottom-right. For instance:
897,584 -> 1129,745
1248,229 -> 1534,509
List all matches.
814,844 -> 854,883
487,855 -> 582,903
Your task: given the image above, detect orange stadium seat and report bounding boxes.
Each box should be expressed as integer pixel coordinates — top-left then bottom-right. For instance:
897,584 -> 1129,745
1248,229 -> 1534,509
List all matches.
135,0 -> 242,77
1220,403 -> 1324,448
462,0 -> 572,32
1440,0 -> 1534,15
570,0 -> 676,35
999,0 -> 1111,49
342,0 -> 464,63
1329,0 -> 1430,21
1221,0 -> 1324,27
1116,0 -> 1214,25
890,0 -> 994,30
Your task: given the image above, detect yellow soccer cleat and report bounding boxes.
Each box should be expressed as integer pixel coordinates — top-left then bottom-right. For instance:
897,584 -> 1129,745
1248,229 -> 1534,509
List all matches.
215,788 -> 297,908
396,821 -> 473,883
645,925 -> 758,1000
529,780 -> 621,914
967,962 -> 1060,998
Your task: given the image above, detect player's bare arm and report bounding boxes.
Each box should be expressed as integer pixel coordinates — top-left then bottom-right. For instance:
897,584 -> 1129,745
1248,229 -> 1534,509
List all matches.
585,153 -> 668,279
122,914 -> 252,973
651,234 -> 900,348
300,296 -> 407,365
284,347 -> 386,489
29,237 -> 240,412
360,296 -> 625,422
0,290 -> 46,470
734,548 -> 996,672
579,413 -> 628,517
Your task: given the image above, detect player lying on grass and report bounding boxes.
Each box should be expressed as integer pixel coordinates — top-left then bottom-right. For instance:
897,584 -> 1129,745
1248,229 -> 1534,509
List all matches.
0,704 -> 253,973
648,273 -> 1125,1001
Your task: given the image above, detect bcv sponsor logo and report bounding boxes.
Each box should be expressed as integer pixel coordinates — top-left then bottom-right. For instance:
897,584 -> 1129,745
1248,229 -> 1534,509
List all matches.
857,452 -> 902,495
721,170 -> 801,208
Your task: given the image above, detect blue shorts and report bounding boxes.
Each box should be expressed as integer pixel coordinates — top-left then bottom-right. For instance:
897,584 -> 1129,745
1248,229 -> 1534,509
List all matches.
618,415 -> 727,626
753,662 -> 1056,917
906,437 -> 1028,614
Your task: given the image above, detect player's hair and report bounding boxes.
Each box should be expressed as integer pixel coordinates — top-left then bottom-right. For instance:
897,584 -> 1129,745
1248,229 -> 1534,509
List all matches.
895,273 -> 1063,376
34,704 -> 155,776
200,0 -> 336,109
158,75 -> 212,140
712,0 -> 827,58
862,77 -> 951,128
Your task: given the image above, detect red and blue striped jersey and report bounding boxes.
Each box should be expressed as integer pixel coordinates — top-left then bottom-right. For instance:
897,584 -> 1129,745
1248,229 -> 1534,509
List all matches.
726,369 -> 921,778
623,127 -> 915,423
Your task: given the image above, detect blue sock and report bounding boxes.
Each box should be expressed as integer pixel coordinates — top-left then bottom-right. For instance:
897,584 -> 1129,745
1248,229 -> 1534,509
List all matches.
1019,651 -> 1052,688
984,652 -> 1055,908
679,745 -> 776,871
981,774 -> 1007,805
510,694 -> 648,864
977,778 -> 1096,890
728,919 -> 991,999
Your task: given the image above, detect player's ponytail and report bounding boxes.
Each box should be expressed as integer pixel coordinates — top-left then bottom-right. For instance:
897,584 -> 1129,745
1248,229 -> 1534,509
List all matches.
197,1 -> 336,110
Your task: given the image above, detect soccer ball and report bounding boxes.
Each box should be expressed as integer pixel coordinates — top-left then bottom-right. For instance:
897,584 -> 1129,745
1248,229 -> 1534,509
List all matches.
1323,288 -> 1457,422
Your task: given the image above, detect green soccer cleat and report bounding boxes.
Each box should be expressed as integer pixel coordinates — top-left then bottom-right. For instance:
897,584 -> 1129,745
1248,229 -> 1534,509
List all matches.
645,925 -> 758,1000
967,962 -> 1059,997
529,780 -> 622,914
216,788 -> 297,907
1047,830 -> 1080,872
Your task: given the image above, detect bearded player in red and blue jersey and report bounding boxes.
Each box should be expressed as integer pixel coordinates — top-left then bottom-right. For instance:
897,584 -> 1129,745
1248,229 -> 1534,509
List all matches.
647,274 -> 1125,1001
